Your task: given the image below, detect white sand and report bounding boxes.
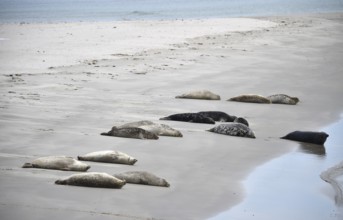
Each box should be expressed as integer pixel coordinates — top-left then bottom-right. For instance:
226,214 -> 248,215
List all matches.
0,13 -> 343,219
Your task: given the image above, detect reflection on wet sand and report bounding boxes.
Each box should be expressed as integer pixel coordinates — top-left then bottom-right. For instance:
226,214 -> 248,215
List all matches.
320,161 -> 343,206
298,143 -> 326,157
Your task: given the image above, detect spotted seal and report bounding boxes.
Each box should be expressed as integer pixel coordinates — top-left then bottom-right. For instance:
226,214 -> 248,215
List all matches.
197,111 -> 237,122
78,150 -> 137,165
207,123 -> 256,138
267,94 -> 299,105
22,156 -> 90,171
175,90 -> 220,100
228,94 -> 271,104
101,127 -> 159,140
55,172 -> 126,188
118,120 -> 183,137
113,171 -> 170,187
281,131 -> 329,145
160,113 -> 215,124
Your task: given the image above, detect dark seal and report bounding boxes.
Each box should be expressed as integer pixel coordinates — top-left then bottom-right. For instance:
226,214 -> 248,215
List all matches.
160,113 -> 215,124
233,117 -> 249,127
281,131 -> 329,145
197,111 -> 237,122
101,127 -> 159,140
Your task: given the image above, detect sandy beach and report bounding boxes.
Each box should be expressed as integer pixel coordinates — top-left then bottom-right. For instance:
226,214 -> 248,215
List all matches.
0,13 -> 343,219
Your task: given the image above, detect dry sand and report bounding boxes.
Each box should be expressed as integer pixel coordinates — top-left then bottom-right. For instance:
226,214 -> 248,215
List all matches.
0,13 -> 343,220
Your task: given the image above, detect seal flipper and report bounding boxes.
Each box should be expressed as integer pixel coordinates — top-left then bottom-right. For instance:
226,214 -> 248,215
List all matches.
22,162 -> 33,168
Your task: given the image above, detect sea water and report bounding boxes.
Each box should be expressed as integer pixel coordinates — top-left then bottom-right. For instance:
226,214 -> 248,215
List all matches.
0,0 -> 343,23
209,117 -> 343,220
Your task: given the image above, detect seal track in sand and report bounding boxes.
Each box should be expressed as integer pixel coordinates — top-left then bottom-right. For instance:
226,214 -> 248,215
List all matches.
320,161 -> 343,206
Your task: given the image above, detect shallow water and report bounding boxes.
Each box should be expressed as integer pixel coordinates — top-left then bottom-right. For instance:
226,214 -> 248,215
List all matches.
209,117 -> 343,219
1,0 -> 343,22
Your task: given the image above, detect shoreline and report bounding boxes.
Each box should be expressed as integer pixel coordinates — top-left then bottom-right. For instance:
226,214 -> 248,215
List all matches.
1,12 -> 343,219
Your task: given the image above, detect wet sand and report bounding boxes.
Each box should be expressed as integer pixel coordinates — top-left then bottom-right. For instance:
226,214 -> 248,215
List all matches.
1,13 -> 343,219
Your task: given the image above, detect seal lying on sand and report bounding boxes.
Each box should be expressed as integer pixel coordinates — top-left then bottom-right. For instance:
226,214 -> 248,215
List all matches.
78,150 -> 137,165
22,156 -> 90,171
101,127 -> 159,140
228,94 -> 271,104
113,171 -> 170,187
197,111 -> 237,122
281,131 -> 329,145
160,113 -> 215,124
55,172 -> 126,188
207,123 -> 256,138
267,94 -> 299,105
175,90 -> 220,100
118,120 -> 182,137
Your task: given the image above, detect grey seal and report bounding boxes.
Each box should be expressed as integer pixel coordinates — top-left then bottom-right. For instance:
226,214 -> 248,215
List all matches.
118,120 -> 182,137
267,94 -> 299,105
197,111 -> 237,122
55,172 -> 126,188
22,156 -> 90,171
228,94 -> 271,104
101,127 -> 159,140
160,113 -> 215,124
281,131 -> 329,145
207,123 -> 256,138
113,171 -> 170,187
78,150 -> 137,165
175,90 -> 220,100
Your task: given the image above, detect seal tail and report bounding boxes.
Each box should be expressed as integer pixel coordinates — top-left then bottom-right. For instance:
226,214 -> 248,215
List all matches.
100,132 -> 109,136
22,162 -> 33,168
55,179 -> 67,185
159,117 -> 170,120
130,158 -> 138,165
207,127 -> 215,132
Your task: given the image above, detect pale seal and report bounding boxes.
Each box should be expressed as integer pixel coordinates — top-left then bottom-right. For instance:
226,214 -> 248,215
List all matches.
233,117 -> 249,127
267,94 -> 299,105
101,127 -> 159,140
55,172 -> 126,188
22,156 -> 90,171
78,150 -> 137,165
197,111 -> 237,122
118,120 -> 183,137
207,123 -> 256,138
228,94 -> 271,104
113,171 -> 170,187
281,131 -> 329,145
160,113 -> 215,124
175,90 -> 220,100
